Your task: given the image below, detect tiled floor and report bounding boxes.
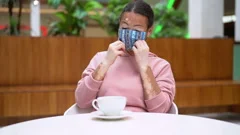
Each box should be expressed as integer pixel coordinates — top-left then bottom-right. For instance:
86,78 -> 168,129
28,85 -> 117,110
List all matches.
191,112 -> 240,125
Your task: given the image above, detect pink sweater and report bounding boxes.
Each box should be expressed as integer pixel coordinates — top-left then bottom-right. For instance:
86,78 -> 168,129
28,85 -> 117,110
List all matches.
75,51 -> 175,113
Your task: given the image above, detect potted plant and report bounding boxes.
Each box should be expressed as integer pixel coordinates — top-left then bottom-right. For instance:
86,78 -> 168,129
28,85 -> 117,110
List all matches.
103,1 -> 187,38
151,3 -> 188,38
47,0 -> 104,36
103,0 -> 129,36
0,0 -> 23,35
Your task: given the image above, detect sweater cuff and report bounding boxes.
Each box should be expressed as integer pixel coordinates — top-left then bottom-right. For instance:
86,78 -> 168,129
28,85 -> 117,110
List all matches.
144,92 -> 167,111
85,73 -> 103,91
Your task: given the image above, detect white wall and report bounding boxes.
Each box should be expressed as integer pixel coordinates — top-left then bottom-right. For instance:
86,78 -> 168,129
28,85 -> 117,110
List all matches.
188,0 -> 224,38
235,0 -> 240,41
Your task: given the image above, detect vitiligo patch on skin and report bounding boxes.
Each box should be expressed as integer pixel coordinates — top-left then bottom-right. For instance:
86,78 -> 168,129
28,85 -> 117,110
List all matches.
142,67 -> 161,99
92,62 -> 107,81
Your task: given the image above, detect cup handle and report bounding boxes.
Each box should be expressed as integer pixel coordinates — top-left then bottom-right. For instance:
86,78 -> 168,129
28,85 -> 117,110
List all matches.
92,99 -> 99,111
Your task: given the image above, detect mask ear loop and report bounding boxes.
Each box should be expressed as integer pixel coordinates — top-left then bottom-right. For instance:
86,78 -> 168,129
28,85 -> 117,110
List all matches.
141,31 -> 147,40
118,28 -> 122,41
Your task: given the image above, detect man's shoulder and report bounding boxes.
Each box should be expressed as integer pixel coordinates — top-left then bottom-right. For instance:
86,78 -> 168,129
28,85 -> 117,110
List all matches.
148,52 -> 170,68
97,51 -> 107,56
149,52 -> 169,63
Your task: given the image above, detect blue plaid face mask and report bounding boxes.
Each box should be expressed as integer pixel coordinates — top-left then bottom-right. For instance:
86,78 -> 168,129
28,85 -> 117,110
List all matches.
118,28 -> 147,51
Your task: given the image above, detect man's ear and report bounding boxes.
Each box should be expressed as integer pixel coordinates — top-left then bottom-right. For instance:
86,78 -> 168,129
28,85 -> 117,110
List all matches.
147,26 -> 153,37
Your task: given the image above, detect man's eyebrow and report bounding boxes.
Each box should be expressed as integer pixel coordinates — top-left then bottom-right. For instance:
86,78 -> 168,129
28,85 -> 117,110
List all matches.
121,21 -> 129,25
133,24 -> 144,27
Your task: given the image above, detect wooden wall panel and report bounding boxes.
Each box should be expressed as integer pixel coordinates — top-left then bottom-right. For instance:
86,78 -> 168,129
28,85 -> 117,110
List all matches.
179,106 -> 233,114
56,91 -> 75,114
16,38 -> 33,85
31,37 -> 50,84
231,105 -> 240,113
0,37 -> 233,85
148,39 -> 233,80
30,92 -> 57,116
0,81 -> 239,117
0,93 -> 3,116
0,37 -> 116,85
0,37 -> 238,121
175,83 -> 240,108
0,37 -> 11,85
1,91 -> 75,117
3,92 -> 31,117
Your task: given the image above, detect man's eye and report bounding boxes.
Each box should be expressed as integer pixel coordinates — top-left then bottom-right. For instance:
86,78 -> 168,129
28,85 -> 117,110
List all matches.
134,29 -> 141,32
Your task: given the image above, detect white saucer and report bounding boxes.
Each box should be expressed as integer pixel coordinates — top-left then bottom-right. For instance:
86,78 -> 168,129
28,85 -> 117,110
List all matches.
91,110 -> 132,120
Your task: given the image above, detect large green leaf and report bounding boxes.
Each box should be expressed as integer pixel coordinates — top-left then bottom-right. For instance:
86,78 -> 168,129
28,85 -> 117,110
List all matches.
48,0 -> 103,36
84,0 -> 103,12
104,0 -> 128,35
48,21 -> 62,35
77,21 -> 87,29
62,0 -> 75,12
71,27 -> 79,35
72,7 -> 87,20
9,17 -> 18,35
55,12 -> 67,22
48,0 -> 61,9
62,0 -> 72,7
151,2 -> 188,38
89,14 -> 104,28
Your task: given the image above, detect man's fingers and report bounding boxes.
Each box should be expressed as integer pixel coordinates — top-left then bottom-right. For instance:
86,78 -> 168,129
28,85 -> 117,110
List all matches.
134,42 -> 141,49
115,43 -> 125,50
135,40 -> 145,49
117,51 -> 125,56
132,46 -> 138,54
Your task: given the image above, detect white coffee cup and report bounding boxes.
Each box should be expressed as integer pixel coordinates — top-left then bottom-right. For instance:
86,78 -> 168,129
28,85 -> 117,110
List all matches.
92,96 -> 127,116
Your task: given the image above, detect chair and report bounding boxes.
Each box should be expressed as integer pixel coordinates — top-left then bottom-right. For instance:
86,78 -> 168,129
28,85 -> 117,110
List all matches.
64,102 -> 179,115
167,102 -> 178,114
64,104 -> 92,115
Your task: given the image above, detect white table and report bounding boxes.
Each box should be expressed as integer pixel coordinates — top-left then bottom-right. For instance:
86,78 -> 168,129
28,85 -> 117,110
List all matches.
1,112 -> 240,135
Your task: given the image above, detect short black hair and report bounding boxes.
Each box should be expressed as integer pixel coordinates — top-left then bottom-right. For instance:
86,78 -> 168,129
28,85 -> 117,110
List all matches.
120,0 -> 154,29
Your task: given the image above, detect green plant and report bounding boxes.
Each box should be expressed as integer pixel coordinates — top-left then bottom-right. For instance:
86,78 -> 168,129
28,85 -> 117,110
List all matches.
104,0 -> 129,36
104,1 -> 187,38
151,3 -> 188,38
48,0 -> 103,36
0,0 -> 23,35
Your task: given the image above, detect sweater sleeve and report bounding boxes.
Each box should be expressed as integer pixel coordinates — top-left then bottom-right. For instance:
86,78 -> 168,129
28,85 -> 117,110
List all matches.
144,61 -> 176,113
75,53 -> 104,108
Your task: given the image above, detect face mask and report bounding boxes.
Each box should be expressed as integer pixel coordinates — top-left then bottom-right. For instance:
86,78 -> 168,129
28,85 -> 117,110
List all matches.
118,28 -> 147,51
